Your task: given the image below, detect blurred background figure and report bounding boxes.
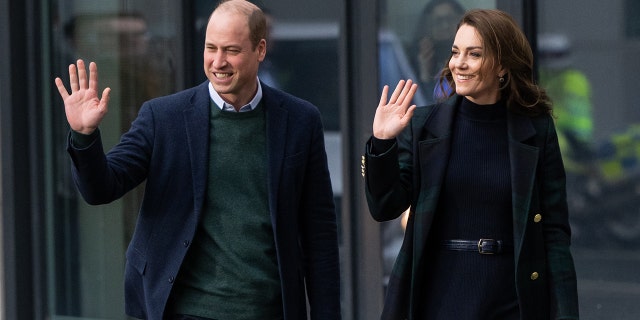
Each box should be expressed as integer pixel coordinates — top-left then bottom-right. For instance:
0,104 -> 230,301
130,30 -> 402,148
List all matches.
537,33 -> 596,244
538,33 -> 595,174
409,0 -> 465,103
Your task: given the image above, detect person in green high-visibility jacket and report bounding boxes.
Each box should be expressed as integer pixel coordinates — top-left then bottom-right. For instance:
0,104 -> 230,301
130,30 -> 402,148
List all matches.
538,33 -> 594,175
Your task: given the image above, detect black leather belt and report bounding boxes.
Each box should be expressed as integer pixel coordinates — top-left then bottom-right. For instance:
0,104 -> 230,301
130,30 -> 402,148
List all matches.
441,239 -> 513,254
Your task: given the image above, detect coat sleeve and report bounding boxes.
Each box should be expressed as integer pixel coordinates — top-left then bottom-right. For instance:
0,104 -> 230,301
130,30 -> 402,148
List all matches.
297,107 -> 342,320
364,121 -> 414,222
67,103 -> 154,205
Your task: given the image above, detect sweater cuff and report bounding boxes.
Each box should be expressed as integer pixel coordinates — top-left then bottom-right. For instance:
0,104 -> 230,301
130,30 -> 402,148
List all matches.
70,129 -> 100,149
370,136 -> 396,155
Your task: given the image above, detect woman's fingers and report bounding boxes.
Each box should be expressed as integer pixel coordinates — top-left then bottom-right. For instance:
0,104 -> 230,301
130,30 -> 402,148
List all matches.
387,79 -> 417,108
388,80 -> 406,105
403,105 -> 417,123
399,81 -> 418,108
378,80 -> 418,114
378,85 -> 390,108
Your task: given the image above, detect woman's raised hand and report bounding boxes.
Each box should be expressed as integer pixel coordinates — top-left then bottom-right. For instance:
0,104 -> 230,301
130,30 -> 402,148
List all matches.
372,79 -> 418,139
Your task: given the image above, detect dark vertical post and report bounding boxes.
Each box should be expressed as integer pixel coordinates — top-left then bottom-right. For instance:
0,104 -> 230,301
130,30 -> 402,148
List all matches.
342,0 -> 384,319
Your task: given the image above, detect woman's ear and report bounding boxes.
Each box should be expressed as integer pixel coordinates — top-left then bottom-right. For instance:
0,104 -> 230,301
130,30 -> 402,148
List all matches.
498,66 -> 507,78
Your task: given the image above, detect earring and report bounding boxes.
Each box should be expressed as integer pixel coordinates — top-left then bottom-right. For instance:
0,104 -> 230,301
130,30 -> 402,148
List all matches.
499,75 -> 505,83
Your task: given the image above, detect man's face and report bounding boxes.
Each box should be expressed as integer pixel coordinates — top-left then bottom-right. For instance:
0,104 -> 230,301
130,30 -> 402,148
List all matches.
203,10 -> 266,107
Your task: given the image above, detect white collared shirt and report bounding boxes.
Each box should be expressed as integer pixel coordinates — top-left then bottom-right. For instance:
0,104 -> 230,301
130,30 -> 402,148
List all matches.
208,78 -> 263,112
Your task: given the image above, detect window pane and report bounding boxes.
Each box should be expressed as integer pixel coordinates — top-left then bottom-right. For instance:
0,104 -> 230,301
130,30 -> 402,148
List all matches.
48,1 -> 180,318
538,0 -> 640,318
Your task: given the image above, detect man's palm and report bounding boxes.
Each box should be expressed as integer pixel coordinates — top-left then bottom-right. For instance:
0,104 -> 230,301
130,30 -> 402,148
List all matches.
55,60 -> 110,135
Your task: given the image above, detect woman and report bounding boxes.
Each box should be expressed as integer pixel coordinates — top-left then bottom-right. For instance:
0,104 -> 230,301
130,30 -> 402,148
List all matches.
409,0 -> 465,102
364,9 -> 579,319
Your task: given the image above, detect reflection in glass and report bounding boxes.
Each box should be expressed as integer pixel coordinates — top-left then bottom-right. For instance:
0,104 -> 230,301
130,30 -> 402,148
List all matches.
49,3 -> 178,318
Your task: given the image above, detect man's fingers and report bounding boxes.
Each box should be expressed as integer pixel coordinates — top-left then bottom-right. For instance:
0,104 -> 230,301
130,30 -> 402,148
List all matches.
77,59 -> 88,90
89,61 -> 99,91
69,63 -> 79,92
100,87 -> 111,110
54,77 -> 70,100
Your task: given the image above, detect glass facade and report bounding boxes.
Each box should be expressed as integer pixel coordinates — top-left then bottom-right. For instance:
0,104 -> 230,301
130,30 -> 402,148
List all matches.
537,1 -> 640,318
1,0 -> 640,319
47,1 -> 181,318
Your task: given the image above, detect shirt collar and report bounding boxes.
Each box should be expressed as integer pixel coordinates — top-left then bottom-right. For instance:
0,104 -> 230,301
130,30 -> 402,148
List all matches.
208,78 -> 263,112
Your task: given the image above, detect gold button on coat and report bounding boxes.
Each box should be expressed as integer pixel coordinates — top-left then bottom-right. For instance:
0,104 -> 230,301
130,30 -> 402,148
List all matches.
533,213 -> 542,223
530,272 -> 539,280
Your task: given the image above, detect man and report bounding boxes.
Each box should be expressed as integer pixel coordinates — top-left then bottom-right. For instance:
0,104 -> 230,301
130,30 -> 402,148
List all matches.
54,1 -> 341,319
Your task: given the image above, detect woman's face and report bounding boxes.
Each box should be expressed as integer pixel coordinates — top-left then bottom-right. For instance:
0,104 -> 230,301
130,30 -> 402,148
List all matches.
448,24 -> 504,105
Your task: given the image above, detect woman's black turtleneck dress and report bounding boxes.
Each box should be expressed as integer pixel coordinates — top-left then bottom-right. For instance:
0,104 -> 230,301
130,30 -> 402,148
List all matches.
418,97 -> 520,319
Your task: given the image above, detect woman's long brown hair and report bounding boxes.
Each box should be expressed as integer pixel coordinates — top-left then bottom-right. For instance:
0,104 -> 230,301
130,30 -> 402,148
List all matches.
437,9 -> 552,116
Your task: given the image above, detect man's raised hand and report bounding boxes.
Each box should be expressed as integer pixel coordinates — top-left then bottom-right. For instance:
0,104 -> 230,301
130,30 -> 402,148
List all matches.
54,59 -> 111,135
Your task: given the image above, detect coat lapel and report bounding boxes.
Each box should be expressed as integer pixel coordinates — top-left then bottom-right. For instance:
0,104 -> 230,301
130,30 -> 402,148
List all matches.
262,85 -> 288,230
413,96 -> 459,193
409,96 -> 457,311
184,82 -> 211,215
507,111 -> 539,260
412,96 -> 458,246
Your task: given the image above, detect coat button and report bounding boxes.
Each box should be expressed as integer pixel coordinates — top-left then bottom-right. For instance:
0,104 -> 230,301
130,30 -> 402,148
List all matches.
168,276 -> 175,283
534,213 -> 542,223
530,272 -> 539,280
183,240 -> 190,247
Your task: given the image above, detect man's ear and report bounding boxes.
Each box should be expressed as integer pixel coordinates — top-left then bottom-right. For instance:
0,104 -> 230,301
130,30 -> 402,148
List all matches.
258,39 -> 267,62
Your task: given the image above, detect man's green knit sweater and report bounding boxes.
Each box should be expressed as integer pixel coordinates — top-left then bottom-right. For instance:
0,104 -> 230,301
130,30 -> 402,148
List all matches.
169,102 -> 283,319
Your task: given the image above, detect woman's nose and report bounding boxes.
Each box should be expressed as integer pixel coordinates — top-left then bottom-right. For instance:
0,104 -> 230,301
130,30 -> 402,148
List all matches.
452,56 -> 466,69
